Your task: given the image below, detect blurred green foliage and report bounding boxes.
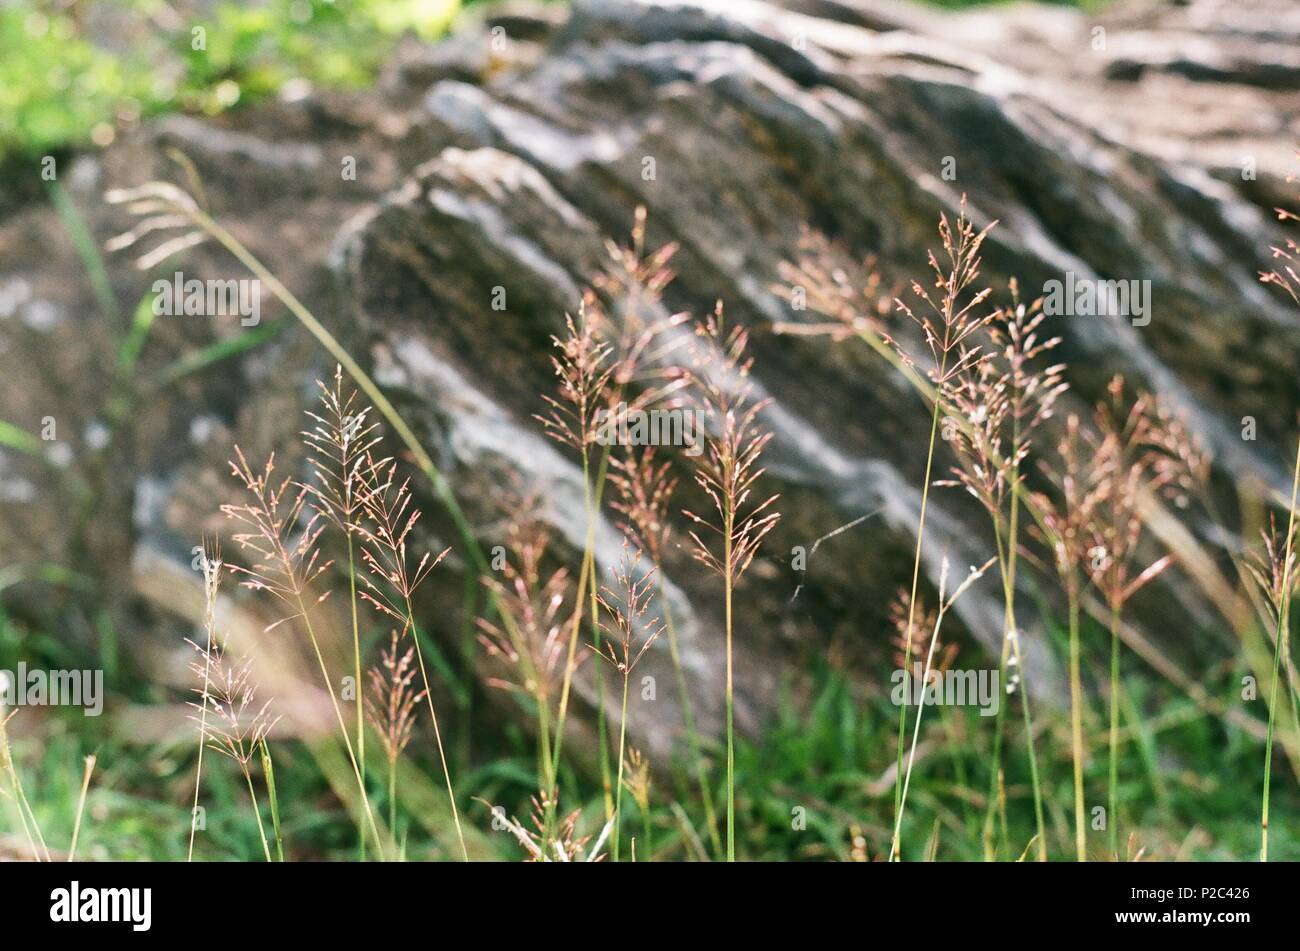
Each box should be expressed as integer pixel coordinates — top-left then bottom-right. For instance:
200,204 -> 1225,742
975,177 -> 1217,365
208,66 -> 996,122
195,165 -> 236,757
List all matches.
0,0 -> 461,158
0,0 -> 1106,159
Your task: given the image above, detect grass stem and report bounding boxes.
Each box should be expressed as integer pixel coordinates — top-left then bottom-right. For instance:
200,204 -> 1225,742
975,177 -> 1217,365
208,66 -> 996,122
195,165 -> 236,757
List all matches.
1261,434 -> 1300,861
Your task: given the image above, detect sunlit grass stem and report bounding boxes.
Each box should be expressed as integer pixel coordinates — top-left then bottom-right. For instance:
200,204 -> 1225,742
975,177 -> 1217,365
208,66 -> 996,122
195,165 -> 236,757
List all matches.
891,357 -> 945,862
1261,434 -> 1300,861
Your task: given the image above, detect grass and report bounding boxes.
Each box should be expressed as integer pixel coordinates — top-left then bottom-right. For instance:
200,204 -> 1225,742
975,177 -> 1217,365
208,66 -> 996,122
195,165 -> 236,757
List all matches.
4,178 -> 1300,861
0,3 -> 1296,860
5,611 -> 1294,862
2,631 -> 1289,862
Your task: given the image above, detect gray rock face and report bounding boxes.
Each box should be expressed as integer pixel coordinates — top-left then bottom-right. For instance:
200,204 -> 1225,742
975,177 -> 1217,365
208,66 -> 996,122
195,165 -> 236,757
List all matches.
1,0 -> 1298,762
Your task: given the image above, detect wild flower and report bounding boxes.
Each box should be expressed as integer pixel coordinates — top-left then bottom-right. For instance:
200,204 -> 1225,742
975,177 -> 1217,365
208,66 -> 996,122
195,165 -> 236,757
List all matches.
538,266 -> 687,820
1089,380 -> 1210,856
222,447 -> 332,617
301,366 -> 385,532
939,295 -> 1066,518
351,457 -> 445,624
772,209 -> 997,862
594,545 -> 664,677
366,630 -> 425,766
187,640 -> 279,772
889,203 -> 995,390
477,514 -> 577,835
593,208 -> 692,396
537,305 -> 616,455
773,228 -> 895,343
1244,516 -> 1300,629
682,304 -> 782,586
1031,408 -> 1099,861
535,301 -> 617,815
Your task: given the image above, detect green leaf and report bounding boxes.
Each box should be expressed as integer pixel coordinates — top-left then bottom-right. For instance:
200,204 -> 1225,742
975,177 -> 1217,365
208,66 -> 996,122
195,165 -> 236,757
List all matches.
149,318 -> 289,390
0,420 -> 42,456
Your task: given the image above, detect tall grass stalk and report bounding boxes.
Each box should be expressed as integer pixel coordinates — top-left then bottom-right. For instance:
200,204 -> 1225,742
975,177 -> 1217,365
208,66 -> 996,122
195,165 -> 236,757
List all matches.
299,582 -> 384,856
892,558 -> 993,856
885,204 -> 992,861
260,740 -> 284,861
1108,603 -> 1122,858
724,514 -> 735,860
1067,580 -> 1087,861
351,461 -> 469,861
594,544 -> 663,860
683,304 -> 780,862
539,307 -> 615,825
1261,435 -> 1300,861
68,754 -> 96,862
660,587 -> 722,856
409,616 -> 469,861
588,455 -> 616,821
0,712 -> 48,860
985,502 -> 1046,860
946,295 -> 1061,863
245,770 -> 273,862
365,629 -> 425,855
347,535 -> 365,860
614,671 -> 630,859
187,544 -> 220,862
893,380 -> 944,861
187,635 -> 280,861
609,443 -> 722,856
